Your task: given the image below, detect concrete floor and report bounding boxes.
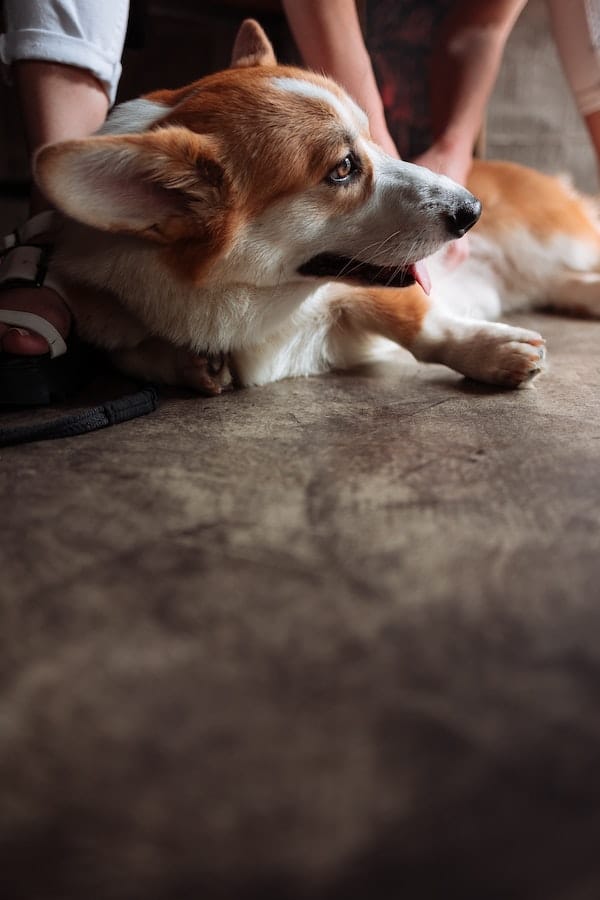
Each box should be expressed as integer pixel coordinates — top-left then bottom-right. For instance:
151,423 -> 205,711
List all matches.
2,312 -> 600,899
3,314 -> 600,608
2,0 -> 600,890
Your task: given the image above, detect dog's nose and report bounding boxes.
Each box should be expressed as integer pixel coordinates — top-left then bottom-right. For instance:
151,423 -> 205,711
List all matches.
446,197 -> 482,237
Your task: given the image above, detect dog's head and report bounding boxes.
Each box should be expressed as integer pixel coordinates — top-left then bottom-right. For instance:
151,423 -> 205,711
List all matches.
35,20 -> 479,320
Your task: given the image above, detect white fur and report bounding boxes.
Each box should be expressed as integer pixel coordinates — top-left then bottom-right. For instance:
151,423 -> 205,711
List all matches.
99,98 -> 169,135
272,76 -> 368,135
220,164 -> 467,292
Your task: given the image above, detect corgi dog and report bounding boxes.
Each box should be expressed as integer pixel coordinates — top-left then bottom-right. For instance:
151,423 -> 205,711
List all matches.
33,19 -> 600,395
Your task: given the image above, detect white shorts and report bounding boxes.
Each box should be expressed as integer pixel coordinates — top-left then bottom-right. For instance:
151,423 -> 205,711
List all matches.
0,0 -> 129,105
547,0 -> 600,116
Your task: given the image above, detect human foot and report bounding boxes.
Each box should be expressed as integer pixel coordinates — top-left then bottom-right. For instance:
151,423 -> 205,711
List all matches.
0,213 -> 95,405
0,284 -> 71,355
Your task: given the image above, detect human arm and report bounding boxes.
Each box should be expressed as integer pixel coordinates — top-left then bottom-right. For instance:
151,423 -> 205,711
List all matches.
546,0 -> 600,176
414,0 -> 527,185
412,0 -> 526,268
281,0 -> 399,156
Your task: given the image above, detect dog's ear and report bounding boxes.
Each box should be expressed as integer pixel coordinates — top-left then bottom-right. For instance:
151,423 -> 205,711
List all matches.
231,18 -> 276,68
34,127 -> 229,242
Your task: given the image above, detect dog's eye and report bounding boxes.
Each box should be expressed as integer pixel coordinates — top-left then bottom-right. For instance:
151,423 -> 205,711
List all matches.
327,154 -> 359,184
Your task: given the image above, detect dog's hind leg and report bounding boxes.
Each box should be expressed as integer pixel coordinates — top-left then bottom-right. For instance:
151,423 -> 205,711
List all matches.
541,271 -> 600,318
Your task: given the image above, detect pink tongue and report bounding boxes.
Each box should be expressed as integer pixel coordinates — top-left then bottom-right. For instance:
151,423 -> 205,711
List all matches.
410,261 -> 431,295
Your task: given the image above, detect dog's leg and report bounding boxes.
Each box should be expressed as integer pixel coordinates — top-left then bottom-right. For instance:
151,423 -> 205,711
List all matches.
541,272 -> 600,318
111,338 -> 233,395
330,286 -> 547,388
235,285 -> 546,389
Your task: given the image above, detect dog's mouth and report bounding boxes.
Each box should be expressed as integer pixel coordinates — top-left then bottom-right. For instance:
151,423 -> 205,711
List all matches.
298,253 -> 431,294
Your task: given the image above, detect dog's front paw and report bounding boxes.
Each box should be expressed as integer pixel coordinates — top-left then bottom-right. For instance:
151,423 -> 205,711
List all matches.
457,324 -> 547,388
177,350 -> 234,395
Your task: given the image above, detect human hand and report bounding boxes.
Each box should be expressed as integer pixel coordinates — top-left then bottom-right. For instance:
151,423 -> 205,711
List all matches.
413,144 -> 472,187
440,232 -> 470,270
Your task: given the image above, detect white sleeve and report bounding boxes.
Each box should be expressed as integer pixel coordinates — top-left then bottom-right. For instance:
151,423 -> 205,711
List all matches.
0,0 -> 130,105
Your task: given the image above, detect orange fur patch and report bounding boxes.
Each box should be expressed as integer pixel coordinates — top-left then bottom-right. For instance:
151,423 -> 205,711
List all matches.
336,284 -> 431,348
468,159 -> 600,247
147,67 -> 369,216
144,66 -> 376,284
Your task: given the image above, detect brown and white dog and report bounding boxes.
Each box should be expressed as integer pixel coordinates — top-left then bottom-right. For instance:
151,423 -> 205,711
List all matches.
34,19 -> 600,394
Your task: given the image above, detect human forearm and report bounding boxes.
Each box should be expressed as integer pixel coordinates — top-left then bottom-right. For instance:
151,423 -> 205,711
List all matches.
428,0 -> 527,175
281,0 -> 398,155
